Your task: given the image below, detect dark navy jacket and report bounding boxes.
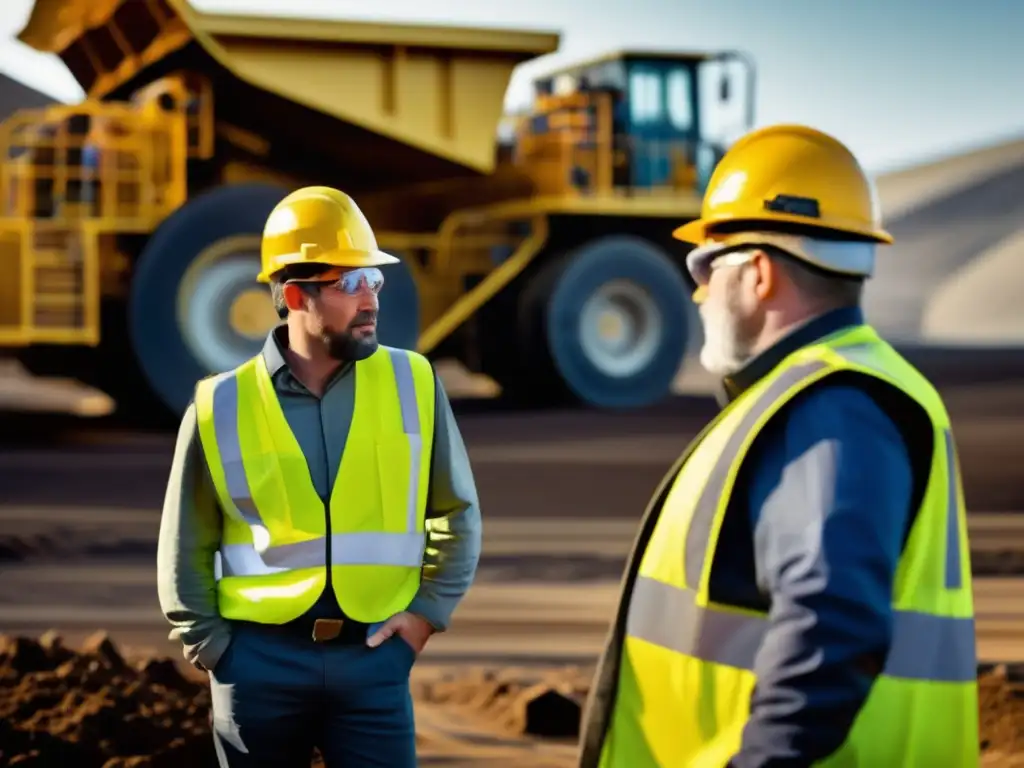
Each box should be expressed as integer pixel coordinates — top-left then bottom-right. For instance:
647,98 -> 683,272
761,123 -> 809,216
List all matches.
715,308 -> 932,767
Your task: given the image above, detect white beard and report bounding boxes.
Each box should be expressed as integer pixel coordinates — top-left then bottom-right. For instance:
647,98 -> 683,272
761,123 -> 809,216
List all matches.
698,294 -> 754,376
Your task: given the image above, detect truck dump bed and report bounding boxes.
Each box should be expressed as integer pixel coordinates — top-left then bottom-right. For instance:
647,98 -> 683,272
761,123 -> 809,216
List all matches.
18,0 -> 559,187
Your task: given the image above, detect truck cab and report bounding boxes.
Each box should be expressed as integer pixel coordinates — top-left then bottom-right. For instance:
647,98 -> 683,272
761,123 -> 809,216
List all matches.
516,50 -> 755,196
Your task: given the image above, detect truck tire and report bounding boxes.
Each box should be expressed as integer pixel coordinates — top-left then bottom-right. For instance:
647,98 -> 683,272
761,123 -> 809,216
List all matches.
129,183 -> 287,416
529,236 -> 690,410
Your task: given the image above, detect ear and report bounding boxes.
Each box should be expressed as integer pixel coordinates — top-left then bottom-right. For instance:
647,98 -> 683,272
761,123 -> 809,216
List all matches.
282,283 -> 309,312
751,249 -> 775,301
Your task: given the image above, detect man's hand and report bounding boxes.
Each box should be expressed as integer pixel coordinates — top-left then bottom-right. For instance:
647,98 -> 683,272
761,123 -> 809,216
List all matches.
366,611 -> 435,654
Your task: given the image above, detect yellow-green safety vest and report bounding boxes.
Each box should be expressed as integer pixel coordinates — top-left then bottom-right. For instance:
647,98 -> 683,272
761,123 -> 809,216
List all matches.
195,345 -> 436,626
600,324 -> 978,768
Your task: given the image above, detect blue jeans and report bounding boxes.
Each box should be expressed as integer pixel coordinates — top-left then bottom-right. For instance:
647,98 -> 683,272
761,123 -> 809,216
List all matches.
209,621 -> 417,767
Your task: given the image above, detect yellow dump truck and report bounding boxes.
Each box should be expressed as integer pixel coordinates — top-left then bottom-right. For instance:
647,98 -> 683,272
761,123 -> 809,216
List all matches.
1,0 -> 755,417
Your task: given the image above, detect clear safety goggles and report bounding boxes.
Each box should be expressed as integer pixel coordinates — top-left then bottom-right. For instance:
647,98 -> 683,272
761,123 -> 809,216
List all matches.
685,231 -> 876,303
286,266 -> 385,296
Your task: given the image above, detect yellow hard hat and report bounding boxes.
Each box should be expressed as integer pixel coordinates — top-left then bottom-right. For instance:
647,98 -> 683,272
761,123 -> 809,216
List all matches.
673,124 -> 892,246
257,186 -> 399,283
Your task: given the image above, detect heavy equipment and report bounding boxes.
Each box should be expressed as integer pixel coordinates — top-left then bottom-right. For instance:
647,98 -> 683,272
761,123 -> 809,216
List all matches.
1,0 -> 755,417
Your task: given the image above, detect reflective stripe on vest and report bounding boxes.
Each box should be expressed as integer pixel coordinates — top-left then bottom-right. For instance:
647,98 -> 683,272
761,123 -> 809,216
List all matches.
627,576 -> 976,683
206,347 -> 425,576
626,357 -> 975,684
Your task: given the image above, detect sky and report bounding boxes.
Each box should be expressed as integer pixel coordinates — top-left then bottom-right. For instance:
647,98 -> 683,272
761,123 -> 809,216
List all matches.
2,0 -> 1023,173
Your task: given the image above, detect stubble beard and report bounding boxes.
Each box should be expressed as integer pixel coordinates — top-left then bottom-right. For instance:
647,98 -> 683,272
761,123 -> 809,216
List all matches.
698,289 -> 759,376
323,310 -> 379,362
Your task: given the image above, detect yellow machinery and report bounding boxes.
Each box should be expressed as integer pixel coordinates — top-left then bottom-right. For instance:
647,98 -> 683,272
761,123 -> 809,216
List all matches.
2,0 -> 755,417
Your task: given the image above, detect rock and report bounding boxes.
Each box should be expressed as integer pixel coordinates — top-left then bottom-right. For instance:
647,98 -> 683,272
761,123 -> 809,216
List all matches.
0,535 -> 34,562
38,630 -> 76,668
82,631 -> 126,669
0,635 -> 51,675
38,630 -> 62,652
137,659 -> 189,692
510,683 -> 582,738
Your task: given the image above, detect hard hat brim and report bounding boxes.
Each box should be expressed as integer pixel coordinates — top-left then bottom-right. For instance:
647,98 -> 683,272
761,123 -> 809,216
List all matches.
673,219 -> 706,245
674,214 -> 893,245
256,249 -> 401,283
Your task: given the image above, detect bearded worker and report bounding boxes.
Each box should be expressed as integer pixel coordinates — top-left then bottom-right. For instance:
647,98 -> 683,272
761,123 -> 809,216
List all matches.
578,125 -> 978,768
157,186 -> 481,767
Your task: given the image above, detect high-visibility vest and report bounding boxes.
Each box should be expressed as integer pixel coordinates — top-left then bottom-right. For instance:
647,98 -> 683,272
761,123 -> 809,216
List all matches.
599,324 -> 978,768
194,345 -> 436,625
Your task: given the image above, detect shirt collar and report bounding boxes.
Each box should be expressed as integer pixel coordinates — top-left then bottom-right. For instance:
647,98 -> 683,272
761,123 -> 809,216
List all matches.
261,325 -> 354,393
720,306 -> 865,403
261,326 -> 290,378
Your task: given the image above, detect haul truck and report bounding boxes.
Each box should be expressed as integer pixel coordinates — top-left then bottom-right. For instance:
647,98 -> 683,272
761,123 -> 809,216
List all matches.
1,0 -> 755,418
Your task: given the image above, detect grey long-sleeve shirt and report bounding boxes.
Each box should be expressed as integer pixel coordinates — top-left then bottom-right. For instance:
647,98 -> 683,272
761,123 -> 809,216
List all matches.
157,328 -> 482,671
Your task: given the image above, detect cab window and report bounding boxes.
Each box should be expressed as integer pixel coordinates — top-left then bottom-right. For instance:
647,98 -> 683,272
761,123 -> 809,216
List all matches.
666,68 -> 694,131
629,71 -> 663,124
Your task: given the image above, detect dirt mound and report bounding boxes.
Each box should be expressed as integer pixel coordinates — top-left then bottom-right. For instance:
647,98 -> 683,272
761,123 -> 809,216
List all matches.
423,665 -> 1024,759
0,631 -> 214,767
0,632 -> 475,767
1,632 -> 1021,766
979,664 -> 1024,762
419,666 -> 589,740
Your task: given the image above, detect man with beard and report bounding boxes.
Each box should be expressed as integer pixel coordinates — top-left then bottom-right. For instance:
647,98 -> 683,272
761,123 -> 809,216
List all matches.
157,186 -> 482,767
579,125 -> 977,768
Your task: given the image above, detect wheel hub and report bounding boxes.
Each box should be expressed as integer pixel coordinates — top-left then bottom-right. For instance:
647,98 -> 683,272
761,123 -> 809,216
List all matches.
580,279 -> 664,378
598,310 -> 628,347
176,236 -> 273,374
229,288 -> 279,340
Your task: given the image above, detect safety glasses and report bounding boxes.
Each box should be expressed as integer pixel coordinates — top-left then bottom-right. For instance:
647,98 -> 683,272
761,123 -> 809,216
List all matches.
688,231 -> 875,285
330,267 -> 385,296
709,250 -> 758,273
288,267 -> 385,296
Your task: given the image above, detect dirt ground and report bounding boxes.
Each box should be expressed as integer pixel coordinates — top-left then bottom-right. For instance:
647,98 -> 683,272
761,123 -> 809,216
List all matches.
0,632 -> 1019,767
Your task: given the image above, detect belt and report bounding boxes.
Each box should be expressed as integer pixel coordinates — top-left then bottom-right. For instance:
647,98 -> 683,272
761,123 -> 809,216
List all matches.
309,618 -> 365,643
241,615 -> 371,644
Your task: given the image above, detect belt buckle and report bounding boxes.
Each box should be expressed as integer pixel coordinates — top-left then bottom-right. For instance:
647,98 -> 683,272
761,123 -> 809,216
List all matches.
312,618 -> 344,643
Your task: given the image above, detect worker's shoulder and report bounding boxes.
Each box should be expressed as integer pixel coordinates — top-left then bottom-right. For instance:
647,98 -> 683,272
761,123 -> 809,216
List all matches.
196,369 -> 235,383
739,380 -> 915,500
779,374 -> 914,441
379,344 -> 427,360
172,400 -> 200,444
376,345 -> 444,400
192,368 -> 236,395
378,345 -> 434,374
